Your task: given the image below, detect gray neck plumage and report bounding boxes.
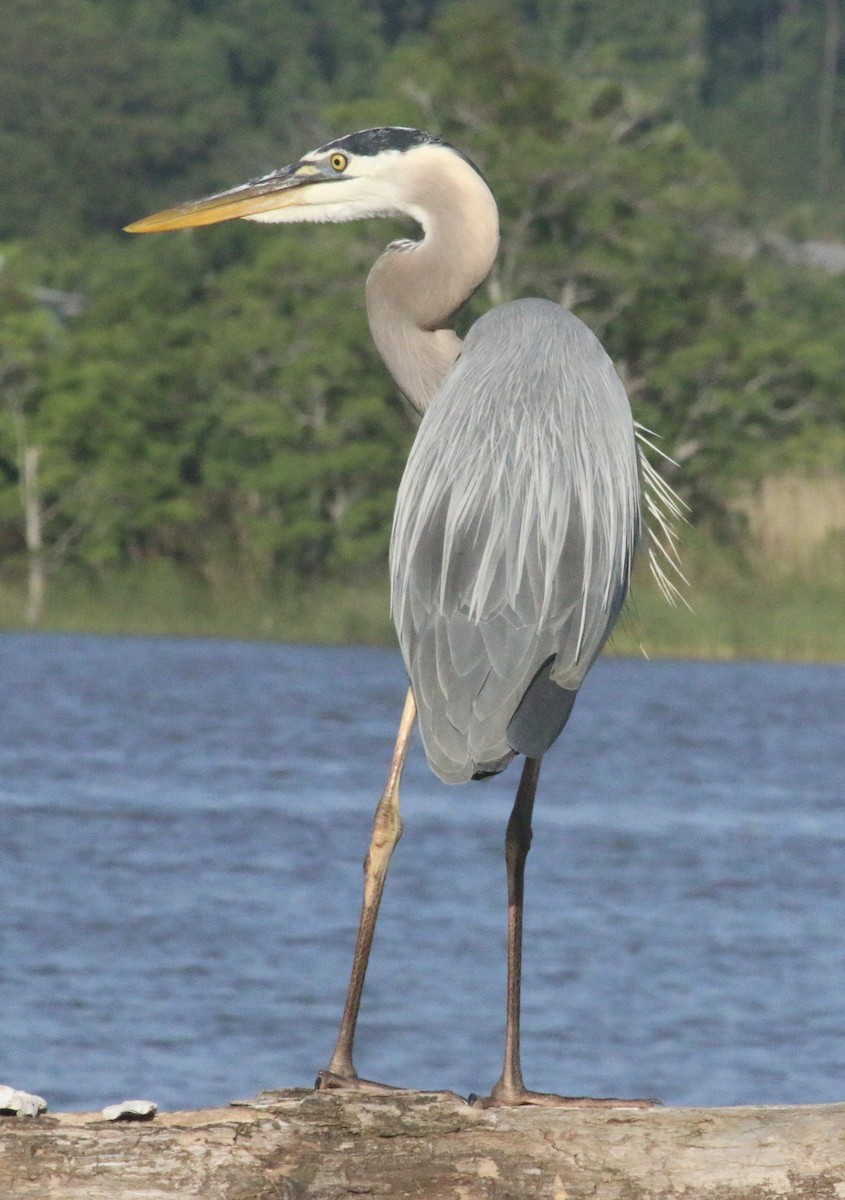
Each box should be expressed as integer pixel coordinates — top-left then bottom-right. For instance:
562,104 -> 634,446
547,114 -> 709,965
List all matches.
365,152 -> 499,413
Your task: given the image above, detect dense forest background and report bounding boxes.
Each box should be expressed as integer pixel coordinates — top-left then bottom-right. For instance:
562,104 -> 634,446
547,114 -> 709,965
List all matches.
1,0 -> 844,654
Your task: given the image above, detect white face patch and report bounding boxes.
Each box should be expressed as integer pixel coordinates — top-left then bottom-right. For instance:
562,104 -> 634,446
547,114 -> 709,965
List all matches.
310,146 -> 405,178
243,149 -> 413,224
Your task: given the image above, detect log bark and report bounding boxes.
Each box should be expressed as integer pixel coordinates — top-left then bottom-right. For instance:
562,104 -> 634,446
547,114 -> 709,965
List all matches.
2,1089 -> 845,1199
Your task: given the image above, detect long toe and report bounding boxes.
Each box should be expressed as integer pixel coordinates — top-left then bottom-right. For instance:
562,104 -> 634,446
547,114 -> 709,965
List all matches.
470,1087 -> 660,1109
315,1069 -> 407,1095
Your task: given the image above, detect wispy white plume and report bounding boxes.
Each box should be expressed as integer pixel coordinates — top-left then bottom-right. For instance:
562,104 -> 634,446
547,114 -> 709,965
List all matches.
634,423 -> 690,608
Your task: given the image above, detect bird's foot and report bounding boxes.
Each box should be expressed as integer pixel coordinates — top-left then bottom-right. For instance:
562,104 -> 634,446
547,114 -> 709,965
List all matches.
469,1085 -> 659,1109
315,1069 -> 466,1103
315,1069 -> 407,1095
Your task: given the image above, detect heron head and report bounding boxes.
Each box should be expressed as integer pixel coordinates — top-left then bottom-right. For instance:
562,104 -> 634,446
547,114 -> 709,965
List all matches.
125,127 -> 472,233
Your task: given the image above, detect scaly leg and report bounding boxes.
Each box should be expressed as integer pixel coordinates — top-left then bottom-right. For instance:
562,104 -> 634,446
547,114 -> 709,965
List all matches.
472,755 -> 657,1109
315,688 -> 416,1093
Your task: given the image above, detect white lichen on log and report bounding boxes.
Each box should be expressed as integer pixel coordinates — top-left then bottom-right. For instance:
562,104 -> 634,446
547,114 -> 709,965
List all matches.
0,1086 -> 47,1119
100,1099 -> 157,1122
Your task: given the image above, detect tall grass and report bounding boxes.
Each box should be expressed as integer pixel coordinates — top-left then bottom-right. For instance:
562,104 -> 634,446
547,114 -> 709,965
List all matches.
616,526 -> 845,663
0,560 -> 394,645
1,527 -> 843,661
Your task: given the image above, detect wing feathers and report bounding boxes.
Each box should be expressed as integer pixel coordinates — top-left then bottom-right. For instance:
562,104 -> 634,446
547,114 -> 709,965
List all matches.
391,299 -> 640,783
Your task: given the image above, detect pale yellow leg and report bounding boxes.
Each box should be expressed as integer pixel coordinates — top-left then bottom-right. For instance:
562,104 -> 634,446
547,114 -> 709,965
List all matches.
316,688 -> 416,1092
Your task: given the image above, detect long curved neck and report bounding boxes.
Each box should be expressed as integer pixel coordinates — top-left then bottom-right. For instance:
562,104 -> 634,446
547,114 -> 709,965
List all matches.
365,149 -> 499,413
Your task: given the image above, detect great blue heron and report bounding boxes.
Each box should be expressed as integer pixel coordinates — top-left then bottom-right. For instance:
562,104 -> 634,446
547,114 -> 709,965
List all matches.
127,126 -> 679,1107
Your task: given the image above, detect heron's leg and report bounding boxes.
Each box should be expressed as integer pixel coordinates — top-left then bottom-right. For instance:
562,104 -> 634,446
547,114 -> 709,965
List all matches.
316,687 -> 416,1093
472,755 -> 657,1110
483,754 -> 540,1104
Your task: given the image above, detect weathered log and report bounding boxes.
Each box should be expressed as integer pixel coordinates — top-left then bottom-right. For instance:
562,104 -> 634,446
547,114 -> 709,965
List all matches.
2,1089 -> 845,1199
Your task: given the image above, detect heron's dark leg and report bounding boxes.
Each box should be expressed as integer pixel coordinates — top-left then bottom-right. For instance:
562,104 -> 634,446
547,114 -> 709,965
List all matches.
482,754 -> 540,1105
316,688 -> 415,1093
472,755 -> 657,1109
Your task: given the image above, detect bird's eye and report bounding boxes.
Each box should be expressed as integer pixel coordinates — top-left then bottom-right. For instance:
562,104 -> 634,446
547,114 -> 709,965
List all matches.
329,153 -> 348,172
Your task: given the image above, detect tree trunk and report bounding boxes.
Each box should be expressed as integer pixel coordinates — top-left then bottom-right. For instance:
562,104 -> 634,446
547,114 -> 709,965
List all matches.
818,0 -> 841,196
22,443 -> 45,626
2,1089 -> 845,1199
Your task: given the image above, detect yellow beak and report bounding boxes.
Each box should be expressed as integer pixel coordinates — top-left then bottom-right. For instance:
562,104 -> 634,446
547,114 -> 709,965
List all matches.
124,165 -> 320,233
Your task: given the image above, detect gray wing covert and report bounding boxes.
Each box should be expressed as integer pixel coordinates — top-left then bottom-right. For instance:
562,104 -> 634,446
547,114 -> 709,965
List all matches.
390,299 -> 640,784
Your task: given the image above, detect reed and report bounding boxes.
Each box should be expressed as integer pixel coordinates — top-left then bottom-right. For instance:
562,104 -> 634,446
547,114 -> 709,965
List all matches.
733,471 -> 845,571
616,526 -> 845,663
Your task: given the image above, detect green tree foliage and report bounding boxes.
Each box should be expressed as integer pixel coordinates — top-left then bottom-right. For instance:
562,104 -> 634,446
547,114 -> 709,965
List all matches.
0,0 -> 383,240
695,0 -> 845,207
1,0 -> 844,620
34,225 -> 412,583
1,0 -> 244,236
520,0 -> 706,101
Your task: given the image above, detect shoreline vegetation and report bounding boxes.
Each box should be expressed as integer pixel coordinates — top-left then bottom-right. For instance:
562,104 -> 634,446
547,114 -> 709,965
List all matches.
2,528 -> 843,663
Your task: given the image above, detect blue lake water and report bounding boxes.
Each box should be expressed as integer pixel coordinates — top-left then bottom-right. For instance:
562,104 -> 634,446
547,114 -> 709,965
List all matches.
0,631 -> 843,1112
